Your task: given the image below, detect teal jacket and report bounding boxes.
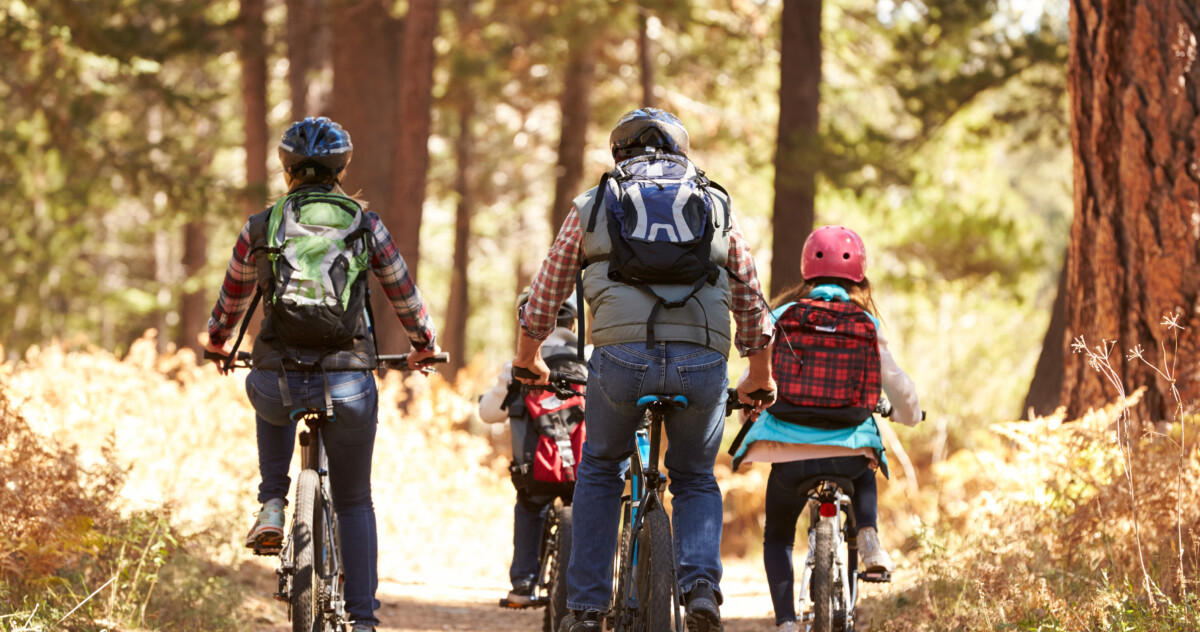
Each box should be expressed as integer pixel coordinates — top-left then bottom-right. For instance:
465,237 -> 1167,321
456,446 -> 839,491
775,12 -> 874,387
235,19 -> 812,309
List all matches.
732,285 -> 889,477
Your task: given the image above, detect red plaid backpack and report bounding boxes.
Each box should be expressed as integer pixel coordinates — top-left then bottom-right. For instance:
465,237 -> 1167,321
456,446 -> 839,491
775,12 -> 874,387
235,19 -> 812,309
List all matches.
767,298 -> 882,428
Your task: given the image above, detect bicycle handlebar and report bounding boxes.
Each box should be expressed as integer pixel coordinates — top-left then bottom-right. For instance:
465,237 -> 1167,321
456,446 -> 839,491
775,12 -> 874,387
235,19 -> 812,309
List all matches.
203,350 -> 450,373
724,388 -> 775,417
512,366 -> 587,400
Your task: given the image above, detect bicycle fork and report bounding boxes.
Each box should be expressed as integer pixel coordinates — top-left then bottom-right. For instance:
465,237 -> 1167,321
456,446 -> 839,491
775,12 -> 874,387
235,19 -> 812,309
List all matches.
798,488 -> 857,629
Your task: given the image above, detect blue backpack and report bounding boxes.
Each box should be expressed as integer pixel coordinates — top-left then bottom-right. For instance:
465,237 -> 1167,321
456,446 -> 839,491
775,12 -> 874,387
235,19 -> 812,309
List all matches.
584,153 -> 731,341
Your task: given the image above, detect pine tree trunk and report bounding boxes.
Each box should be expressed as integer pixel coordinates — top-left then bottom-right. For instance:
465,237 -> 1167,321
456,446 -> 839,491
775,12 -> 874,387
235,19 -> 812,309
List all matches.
1061,0 -> 1200,420
444,105 -> 473,380
1023,252 -> 1068,417
771,0 -> 821,296
549,32 -> 598,233
638,5 -> 656,108
286,0 -> 317,121
330,0 -> 402,352
386,0 -> 439,354
240,0 -> 269,217
179,220 -> 208,354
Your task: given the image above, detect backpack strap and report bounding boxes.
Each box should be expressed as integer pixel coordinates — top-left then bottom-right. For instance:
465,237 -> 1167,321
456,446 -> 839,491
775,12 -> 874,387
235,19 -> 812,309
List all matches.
585,171 -> 612,233
222,287 -> 263,374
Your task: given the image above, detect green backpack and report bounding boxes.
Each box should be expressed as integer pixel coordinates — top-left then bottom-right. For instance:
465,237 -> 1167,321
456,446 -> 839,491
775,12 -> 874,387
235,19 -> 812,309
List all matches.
263,191 -> 372,347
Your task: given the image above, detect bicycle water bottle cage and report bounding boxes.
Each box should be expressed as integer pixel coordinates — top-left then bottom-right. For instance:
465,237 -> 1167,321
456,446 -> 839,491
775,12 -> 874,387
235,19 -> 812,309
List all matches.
636,394 -> 690,411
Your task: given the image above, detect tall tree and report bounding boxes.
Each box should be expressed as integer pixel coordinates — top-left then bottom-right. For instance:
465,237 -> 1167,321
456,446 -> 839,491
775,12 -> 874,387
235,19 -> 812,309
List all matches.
638,4 -> 656,108
548,24 -> 600,232
240,0 -> 269,216
1058,0 -> 1200,420
286,0 -> 319,121
444,103 -> 474,379
771,0 -> 822,296
385,0 -> 440,354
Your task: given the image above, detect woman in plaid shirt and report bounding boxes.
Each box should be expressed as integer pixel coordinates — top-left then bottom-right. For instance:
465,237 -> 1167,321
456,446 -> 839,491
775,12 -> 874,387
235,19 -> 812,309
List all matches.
204,117 -> 439,632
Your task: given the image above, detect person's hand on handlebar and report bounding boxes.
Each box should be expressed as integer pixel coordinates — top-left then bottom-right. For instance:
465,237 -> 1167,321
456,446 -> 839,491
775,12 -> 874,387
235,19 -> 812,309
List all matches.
406,344 -> 442,370
204,339 -> 231,375
512,332 -> 550,385
737,344 -> 776,411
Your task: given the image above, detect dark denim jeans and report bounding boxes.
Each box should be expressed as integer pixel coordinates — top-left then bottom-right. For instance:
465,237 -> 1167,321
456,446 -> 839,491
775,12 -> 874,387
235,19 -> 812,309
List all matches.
511,490 -> 558,589
246,368 -> 381,628
762,456 -> 876,624
565,342 -> 729,612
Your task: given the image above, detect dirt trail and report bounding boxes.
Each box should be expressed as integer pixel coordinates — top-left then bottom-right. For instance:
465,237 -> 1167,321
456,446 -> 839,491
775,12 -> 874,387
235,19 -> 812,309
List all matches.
240,559 -> 890,632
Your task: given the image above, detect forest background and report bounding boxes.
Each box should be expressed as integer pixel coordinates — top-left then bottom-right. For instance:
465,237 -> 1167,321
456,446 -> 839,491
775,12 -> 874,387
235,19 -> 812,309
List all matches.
3,0 -> 1200,630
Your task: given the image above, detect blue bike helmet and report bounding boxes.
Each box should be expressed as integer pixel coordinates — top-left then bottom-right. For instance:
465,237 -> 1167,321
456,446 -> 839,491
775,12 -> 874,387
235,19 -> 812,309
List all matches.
609,108 -> 690,160
278,116 -> 354,178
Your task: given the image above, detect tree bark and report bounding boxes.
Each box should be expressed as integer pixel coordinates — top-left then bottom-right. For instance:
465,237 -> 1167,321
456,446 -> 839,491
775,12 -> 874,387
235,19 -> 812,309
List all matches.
771,0 -> 822,296
444,105 -> 474,380
286,0 -> 317,121
1061,0 -> 1200,420
549,31 -> 598,233
240,0 -> 269,217
178,220 -> 208,354
638,5 -> 656,108
1023,251 -> 1068,417
329,0 -> 403,352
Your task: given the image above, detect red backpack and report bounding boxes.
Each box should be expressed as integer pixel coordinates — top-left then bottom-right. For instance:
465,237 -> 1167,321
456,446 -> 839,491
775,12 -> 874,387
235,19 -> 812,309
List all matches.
767,298 -> 881,428
506,345 -> 587,497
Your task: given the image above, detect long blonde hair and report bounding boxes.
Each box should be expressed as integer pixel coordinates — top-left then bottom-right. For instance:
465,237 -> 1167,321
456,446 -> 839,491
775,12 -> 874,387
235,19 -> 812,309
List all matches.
771,276 -> 881,320
283,170 -> 370,209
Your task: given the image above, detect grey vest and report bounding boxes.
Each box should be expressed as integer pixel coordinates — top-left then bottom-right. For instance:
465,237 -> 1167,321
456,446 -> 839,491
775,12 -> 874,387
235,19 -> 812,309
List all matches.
575,186 -> 734,357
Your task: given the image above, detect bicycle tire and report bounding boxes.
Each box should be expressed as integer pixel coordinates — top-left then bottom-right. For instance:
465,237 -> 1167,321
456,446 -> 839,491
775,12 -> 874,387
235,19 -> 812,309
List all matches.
811,518 -> 835,632
633,507 -> 675,632
543,506 -> 573,632
292,469 -> 322,632
612,500 -> 633,631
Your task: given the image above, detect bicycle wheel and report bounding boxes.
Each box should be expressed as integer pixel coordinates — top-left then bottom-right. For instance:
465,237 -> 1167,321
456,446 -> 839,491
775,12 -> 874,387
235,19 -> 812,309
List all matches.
612,500 -> 633,631
543,506 -> 573,632
632,507 -> 675,632
811,518 -> 835,632
292,469 -> 323,632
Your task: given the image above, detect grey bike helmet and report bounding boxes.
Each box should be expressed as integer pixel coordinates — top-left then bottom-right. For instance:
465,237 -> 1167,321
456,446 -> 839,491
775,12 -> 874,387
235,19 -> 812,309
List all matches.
609,108 -> 690,160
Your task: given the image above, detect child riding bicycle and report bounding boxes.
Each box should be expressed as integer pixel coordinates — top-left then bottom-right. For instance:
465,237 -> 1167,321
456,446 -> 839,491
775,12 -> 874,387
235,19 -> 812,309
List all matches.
730,226 -> 921,632
204,117 -> 441,632
478,288 -> 588,608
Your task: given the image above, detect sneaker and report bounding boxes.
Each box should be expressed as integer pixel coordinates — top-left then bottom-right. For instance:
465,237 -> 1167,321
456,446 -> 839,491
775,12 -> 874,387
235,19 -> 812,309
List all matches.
857,527 -> 894,573
244,498 -> 285,550
560,609 -> 603,632
684,580 -> 723,632
776,622 -> 797,632
349,625 -> 375,632
505,581 -> 534,607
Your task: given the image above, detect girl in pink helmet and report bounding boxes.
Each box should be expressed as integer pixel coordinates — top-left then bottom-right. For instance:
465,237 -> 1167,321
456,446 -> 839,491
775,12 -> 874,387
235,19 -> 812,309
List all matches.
731,226 -> 922,632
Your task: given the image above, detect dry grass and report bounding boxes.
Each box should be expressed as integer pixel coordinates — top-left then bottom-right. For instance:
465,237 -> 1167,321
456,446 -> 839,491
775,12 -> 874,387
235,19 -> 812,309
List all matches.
3,330 -> 1198,630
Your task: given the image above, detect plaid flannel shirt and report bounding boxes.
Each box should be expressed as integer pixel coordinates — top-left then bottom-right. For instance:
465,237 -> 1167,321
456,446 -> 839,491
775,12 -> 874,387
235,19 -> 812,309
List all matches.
521,205 -> 774,356
207,210 -> 436,351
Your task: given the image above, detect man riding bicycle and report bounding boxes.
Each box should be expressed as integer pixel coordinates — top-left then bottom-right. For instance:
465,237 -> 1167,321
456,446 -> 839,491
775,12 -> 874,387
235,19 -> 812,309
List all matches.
513,107 -> 776,632
204,117 -> 441,632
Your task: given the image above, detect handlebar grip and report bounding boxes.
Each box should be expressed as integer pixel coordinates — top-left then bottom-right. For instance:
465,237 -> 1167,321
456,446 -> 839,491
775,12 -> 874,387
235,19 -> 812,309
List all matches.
746,389 -> 774,401
424,352 -> 450,364
549,371 -> 588,386
513,366 -> 538,381
203,350 -> 226,362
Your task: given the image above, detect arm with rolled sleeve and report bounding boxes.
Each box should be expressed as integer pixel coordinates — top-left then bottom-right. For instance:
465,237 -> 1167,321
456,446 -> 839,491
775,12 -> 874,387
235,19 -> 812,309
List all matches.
367,212 -> 438,350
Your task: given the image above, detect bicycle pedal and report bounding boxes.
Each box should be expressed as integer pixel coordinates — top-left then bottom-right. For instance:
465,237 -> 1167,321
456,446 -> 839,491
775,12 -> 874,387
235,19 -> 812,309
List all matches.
273,592 -> 288,603
498,597 -> 546,609
859,570 -> 891,583
253,543 -> 282,556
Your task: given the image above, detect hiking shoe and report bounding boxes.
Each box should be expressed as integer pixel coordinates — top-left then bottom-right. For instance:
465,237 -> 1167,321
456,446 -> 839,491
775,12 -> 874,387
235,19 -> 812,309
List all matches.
560,609 -> 603,632
349,625 -> 375,632
776,622 -> 797,632
684,580 -> 723,632
244,498 -> 286,551
857,527 -> 894,573
504,581 -> 534,607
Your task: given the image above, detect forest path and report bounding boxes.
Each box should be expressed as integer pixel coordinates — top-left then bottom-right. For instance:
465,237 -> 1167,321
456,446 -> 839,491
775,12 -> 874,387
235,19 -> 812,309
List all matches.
234,558 -> 887,632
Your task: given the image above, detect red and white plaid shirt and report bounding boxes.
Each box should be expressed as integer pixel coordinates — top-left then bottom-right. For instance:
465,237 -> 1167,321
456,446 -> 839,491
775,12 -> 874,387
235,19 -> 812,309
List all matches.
521,205 -> 774,356
207,210 -> 436,351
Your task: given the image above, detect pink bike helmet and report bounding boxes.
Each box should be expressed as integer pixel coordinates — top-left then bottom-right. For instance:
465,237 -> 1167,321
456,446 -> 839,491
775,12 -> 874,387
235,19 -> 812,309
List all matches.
800,226 -> 866,282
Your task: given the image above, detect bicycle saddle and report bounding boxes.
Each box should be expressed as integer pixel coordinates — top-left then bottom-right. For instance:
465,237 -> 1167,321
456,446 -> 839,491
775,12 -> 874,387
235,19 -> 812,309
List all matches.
793,475 -> 856,497
636,394 -> 689,410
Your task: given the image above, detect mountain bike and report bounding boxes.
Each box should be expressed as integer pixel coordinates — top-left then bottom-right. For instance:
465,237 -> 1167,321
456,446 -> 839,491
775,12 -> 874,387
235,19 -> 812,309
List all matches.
209,350 -> 446,632
506,368 -> 587,632
726,396 -> 921,632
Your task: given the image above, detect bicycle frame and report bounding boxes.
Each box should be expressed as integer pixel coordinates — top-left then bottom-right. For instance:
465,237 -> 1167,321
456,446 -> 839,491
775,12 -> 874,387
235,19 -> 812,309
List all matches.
797,480 -> 858,632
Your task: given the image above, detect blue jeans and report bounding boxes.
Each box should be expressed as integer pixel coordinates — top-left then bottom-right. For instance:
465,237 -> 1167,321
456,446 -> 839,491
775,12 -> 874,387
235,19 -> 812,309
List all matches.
762,456 -> 876,624
566,342 -> 729,612
511,490 -> 555,589
246,368 -> 381,628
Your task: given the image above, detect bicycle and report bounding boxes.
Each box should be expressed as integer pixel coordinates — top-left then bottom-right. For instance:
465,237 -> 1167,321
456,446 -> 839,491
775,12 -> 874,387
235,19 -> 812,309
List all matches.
726,396 -> 922,632
506,368 -> 588,632
208,350 -> 447,632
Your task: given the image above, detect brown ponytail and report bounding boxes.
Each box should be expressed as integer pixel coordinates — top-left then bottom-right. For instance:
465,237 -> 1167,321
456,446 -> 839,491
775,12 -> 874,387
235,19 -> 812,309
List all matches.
771,277 -> 881,322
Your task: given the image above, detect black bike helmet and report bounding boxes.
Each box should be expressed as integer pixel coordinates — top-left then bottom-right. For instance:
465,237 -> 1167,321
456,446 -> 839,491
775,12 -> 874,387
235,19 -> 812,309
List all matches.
278,116 -> 354,179
609,108 -> 690,160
